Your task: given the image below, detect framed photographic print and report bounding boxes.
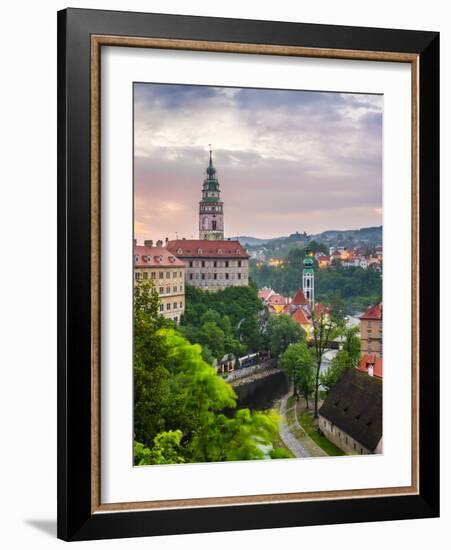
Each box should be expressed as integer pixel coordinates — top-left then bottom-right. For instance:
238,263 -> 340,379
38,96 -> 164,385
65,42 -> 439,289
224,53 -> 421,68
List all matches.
57,8 -> 439,541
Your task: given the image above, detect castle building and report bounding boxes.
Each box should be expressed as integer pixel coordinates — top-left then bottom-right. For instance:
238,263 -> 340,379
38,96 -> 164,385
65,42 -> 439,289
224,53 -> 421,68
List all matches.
166,150 -> 249,291
166,239 -> 249,291
134,243 -> 186,323
302,252 -> 315,308
199,149 -> 224,240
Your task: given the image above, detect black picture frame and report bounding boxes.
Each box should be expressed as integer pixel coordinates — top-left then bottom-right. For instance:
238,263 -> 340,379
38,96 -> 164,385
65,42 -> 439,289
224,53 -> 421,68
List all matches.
57,7 -> 439,541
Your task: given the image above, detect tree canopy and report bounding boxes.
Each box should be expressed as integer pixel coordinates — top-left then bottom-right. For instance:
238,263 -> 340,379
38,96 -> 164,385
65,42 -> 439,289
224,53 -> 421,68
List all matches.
133,280 -> 285,464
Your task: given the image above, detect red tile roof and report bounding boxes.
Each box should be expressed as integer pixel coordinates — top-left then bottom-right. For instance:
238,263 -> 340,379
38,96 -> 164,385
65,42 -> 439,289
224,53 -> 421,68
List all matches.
267,293 -> 288,306
167,239 -> 249,259
358,354 -> 383,378
314,302 -> 331,316
360,303 -> 383,320
134,245 -> 185,268
291,308 -> 310,326
291,288 -> 308,305
258,287 -> 274,301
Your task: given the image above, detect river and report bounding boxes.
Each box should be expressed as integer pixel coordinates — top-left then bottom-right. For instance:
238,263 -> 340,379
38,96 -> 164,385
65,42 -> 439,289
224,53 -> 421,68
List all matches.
233,370 -> 290,411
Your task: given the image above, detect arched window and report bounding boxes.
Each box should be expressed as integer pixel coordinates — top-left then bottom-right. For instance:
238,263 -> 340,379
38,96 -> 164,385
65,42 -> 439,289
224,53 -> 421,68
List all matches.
198,248 -> 203,255
218,249 -> 222,255
177,248 -> 182,254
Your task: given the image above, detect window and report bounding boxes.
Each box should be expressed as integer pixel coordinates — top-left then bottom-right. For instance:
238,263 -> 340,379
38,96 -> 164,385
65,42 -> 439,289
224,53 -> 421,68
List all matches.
179,285 -> 183,291
189,274 -> 193,280
151,272 -> 156,279
201,261 -> 205,268
159,304 -> 164,312
201,273 -> 205,280
177,248 -> 182,254
166,303 -> 171,310
143,272 -> 148,279
213,261 -> 217,268
173,286 -> 177,292
159,287 -> 164,294
189,261 -> 193,268
238,260 -> 242,267
180,302 -> 183,308
166,272 -> 170,279
214,273 -> 217,280
173,272 -> 177,278
212,220 -> 217,230
179,271 -> 183,278
225,261 -> 229,268
238,273 -> 241,280
159,272 -> 164,279
198,248 -> 203,255
173,302 -> 177,309
174,316 -> 178,323
225,273 -> 229,280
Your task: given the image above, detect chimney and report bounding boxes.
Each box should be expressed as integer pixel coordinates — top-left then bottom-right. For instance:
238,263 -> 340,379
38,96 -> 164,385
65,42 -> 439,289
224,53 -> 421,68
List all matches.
134,238 -> 137,245
368,364 -> 374,377
144,239 -> 153,248
156,239 -> 163,247
165,237 -> 169,245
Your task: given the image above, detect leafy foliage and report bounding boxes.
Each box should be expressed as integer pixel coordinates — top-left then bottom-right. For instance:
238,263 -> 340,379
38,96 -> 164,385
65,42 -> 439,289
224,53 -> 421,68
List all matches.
267,314 -> 305,358
320,326 -> 361,392
280,342 -> 316,407
179,284 -> 264,361
133,280 -> 282,464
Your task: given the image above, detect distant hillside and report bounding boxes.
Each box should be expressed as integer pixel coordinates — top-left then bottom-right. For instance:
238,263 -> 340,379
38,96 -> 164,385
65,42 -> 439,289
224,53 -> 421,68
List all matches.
237,226 -> 382,253
311,226 -> 382,245
231,236 -> 271,246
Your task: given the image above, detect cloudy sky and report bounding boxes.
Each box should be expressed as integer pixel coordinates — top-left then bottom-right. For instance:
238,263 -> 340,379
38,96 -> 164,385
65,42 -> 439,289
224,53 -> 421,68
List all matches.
134,83 -> 382,242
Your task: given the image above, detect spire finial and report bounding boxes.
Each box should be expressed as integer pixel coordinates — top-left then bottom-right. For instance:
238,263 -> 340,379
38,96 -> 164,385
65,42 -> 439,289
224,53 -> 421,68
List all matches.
208,144 -> 212,165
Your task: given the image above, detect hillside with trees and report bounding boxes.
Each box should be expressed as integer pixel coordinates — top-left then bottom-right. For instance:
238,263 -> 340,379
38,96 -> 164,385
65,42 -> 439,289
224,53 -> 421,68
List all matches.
250,246 -> 381,314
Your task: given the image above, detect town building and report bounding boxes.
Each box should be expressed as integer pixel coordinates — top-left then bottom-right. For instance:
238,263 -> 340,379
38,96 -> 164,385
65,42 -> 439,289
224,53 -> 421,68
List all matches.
199,149 -> 224,240
166,239 -> 249,291
316,255 -> 330,269
319,368 -> 383,455
359,303 -> 383,357
358,354 -> 383,378
134,244 -> 186,323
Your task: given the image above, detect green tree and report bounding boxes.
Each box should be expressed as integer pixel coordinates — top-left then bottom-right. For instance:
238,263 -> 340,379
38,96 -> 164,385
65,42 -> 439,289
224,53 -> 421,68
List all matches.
267,314 -> 304,358
320,325 -> 361,393
280,342 -> 315,407
134,280 -> 172,446
134,431 -> 185,465
311,311 -> 337,418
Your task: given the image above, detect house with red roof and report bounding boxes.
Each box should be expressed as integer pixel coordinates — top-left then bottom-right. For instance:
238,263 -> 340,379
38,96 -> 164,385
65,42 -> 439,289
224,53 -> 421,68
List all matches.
358,354 -> 383,379
134,244 -> 186,323
167,239 -> 249,292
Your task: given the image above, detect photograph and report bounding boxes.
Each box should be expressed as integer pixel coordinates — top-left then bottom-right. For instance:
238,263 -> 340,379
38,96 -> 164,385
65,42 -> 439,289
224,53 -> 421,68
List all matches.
133,82 -> 384,465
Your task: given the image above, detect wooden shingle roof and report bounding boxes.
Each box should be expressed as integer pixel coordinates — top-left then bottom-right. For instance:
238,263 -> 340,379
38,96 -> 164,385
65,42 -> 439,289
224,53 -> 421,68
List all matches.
319,368 -> 382,452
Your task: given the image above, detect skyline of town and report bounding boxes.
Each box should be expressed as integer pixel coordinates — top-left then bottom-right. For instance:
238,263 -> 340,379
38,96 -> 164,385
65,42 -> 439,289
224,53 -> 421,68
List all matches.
134,83 -> 383,242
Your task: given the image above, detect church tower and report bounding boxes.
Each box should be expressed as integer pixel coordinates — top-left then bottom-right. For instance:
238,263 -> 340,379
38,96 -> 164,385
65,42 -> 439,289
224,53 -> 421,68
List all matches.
199,149 -> 224,240
302,251 -> 315,309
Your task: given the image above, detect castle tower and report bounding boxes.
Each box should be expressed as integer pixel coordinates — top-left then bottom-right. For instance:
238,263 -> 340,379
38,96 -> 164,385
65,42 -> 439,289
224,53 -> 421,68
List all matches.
199,149 -> 224,240
302,251 -> 315,308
